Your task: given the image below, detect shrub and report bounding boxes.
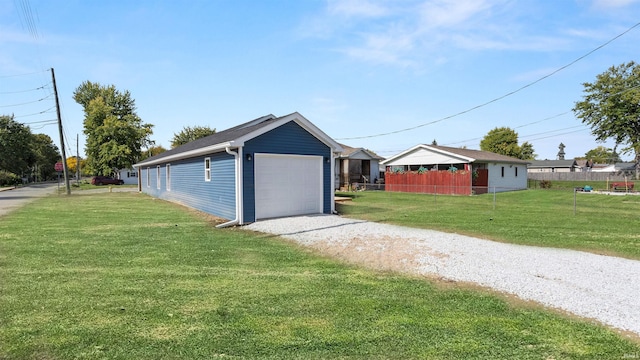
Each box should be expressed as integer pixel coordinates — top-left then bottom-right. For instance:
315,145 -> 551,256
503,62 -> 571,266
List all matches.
0,171 -> 20,187
539,180 -> 552,189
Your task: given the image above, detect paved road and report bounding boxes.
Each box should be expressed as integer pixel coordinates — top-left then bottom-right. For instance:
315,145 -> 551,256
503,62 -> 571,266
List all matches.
0,183 -> 59,217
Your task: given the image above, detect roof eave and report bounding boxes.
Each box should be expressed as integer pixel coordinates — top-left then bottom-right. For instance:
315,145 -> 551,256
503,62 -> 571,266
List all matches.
134,142 -> 233,168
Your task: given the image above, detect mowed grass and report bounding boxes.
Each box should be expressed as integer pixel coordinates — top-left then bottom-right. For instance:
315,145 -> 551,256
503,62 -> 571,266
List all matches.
1,193 -> 639,359
337,188 -> 640,260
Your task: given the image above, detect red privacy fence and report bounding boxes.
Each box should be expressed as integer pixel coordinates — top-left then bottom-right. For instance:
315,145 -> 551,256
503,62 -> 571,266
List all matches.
385,170 -> 473,195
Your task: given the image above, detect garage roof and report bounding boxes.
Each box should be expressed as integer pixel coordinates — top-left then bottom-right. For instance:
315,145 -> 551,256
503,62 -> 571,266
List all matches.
135,112 -> 342,167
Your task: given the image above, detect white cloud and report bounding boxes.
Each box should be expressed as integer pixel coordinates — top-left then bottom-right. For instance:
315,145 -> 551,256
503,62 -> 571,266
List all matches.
591,0 -> 640,8
327,0 -> 390,18
417,0 -> 493,29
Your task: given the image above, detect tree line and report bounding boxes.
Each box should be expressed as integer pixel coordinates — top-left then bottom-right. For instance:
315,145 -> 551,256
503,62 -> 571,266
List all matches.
0,115 -> 60,186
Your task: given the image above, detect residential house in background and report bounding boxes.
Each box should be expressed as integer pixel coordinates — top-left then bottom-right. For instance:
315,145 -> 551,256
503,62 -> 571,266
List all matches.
527,159 -> 580,173
117,168 -> 139,185
382,145 -> 529,194
335,143 -> 384,190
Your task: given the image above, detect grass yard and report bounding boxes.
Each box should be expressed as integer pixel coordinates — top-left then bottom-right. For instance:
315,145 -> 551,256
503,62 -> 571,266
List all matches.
1,192 -> 639,359
337,188 -> 640,260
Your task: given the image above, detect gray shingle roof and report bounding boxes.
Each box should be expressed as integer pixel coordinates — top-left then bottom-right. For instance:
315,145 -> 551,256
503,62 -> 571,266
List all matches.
427,145 -> 530,164
138,114 -> 281,165
528,159 -> 577,168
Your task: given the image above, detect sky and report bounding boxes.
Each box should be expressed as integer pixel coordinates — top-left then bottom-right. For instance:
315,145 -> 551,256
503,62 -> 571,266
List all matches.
1,0 -> 639,162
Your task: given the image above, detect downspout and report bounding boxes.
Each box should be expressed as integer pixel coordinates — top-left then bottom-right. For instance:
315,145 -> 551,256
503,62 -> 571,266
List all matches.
216,147 -> 242,228
331,151 -> 339,214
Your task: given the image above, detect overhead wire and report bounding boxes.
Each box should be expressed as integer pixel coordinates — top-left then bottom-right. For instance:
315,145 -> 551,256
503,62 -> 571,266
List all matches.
336,20 -> 640,141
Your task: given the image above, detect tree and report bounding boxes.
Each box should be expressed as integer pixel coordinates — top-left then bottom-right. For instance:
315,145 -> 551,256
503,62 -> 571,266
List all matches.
73,81 -> 153,176
0,115 -> 36,176
519,141 -> 536,160
479,127 -> 534,160
140,145 -> 167,161
583,146 -> 621,164
171,126 -> 216,148
66,156 -> 87,177
573,61 -> 640,178
30,134 -> 60,181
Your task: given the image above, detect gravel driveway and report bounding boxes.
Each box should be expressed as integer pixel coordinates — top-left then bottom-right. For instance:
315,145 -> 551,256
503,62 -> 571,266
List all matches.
245,214 -> 640,337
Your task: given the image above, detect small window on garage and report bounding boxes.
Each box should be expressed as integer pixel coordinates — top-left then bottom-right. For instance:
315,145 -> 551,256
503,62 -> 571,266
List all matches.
146,167 -> 150,187
166,164 -> 171,191
501,166 -> 505,177
204,157 -> 211,181
157,166 -> 161,189
515,166 -> 518,177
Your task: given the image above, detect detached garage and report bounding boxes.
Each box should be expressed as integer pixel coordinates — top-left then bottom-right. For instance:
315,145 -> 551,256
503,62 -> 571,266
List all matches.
134,112 -> 343,226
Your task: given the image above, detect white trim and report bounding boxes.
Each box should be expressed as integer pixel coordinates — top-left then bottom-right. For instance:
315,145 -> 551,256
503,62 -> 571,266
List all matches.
381,144 -> 474,166
217,147 -> 243,228
233,112 -> 343,152
135,142 -> 232,168
146,167 -> 150,187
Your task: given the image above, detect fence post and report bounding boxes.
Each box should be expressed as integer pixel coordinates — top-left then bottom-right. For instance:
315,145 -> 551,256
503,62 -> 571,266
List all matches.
493,187 -> 496,210
573,187 -> 577,216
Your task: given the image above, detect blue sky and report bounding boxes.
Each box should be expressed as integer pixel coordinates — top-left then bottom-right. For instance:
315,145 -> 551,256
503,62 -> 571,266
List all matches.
1,0 -> 639,161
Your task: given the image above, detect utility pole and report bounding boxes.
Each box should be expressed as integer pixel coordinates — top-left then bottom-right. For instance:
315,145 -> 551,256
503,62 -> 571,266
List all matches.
51,68 -> 71,195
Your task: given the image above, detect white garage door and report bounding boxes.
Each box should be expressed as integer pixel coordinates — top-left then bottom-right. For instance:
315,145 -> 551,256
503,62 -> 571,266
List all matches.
255,154 -> 323,220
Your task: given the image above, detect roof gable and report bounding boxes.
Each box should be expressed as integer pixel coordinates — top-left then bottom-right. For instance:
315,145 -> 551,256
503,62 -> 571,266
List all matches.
338,143 -> 384,160
381,144 -> 529,166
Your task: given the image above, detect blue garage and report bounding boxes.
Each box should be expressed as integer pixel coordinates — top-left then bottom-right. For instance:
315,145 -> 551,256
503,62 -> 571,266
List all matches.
134,112 -> 343,226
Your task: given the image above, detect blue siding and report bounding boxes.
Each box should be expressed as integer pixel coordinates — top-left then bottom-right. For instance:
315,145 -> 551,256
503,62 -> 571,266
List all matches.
242,121 -> 331,222
140,152 -> 236,220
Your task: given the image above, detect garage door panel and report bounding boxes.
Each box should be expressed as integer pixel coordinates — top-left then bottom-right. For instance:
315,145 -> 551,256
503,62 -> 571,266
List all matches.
255,154 -> 323,220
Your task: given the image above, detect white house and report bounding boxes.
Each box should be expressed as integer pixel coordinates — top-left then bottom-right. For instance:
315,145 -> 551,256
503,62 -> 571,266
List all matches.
381,145 -> 529,193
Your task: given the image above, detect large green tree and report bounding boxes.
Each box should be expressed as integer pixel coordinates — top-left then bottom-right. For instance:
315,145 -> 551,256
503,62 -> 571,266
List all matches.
171,126 -> 216,148
479,127 -> 535,160
573,61 -> 640,178
0,115 -> 36,175
73,81 -> 153,176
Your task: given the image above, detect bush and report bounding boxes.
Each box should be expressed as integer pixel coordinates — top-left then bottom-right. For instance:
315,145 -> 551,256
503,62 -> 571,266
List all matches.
539,180 -> 552,189
0,171 -> 20,187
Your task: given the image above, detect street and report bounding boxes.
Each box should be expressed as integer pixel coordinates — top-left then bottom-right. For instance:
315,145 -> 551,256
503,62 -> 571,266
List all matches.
0,183 -> 59,217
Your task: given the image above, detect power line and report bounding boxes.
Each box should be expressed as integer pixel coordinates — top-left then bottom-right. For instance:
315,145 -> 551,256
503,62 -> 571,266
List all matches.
12,106 -> 56,118
15,0 -> 39,40
336,21 -> 640,141
0,85 -> 47,94
0,94 -> 53,108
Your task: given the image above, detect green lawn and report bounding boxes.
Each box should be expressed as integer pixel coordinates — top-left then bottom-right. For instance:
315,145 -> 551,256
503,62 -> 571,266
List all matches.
337,188 -> 640,260
0,192 -> 639,359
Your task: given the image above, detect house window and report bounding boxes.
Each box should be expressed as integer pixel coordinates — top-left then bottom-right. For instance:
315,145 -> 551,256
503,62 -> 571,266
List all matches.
204,157 -> 211,181
166,164 -> 171,191
146,167 -> 150,187
128,171 -> 137,178
157,166 -> 161,189
501,166 -> 505,177
515,167 -> 518,177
